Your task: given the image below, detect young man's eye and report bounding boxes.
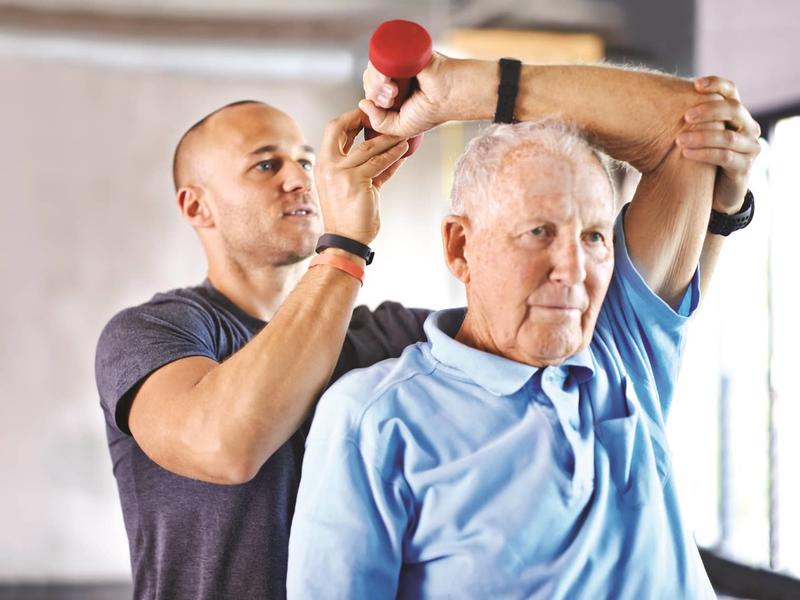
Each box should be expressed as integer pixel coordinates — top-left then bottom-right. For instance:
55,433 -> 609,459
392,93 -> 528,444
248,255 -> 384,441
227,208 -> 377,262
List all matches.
298,159 -> 313,172
256,159 -> 278,172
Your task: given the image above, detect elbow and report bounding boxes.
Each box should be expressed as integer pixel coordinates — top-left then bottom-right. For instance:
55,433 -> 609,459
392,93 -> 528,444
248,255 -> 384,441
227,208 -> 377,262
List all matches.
634,78 -> 712,174
164,433 -> 266,485
214,454 -> 262,485
193,439 -> 265,485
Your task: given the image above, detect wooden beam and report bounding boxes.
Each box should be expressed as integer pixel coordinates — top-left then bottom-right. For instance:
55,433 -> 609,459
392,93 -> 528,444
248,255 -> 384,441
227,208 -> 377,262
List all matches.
441,28 -> 604,64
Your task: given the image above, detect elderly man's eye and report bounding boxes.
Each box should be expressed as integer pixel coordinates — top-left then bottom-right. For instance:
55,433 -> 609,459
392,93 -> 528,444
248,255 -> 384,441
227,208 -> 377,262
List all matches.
529,226 -> 547,237
586,231 -> 605,243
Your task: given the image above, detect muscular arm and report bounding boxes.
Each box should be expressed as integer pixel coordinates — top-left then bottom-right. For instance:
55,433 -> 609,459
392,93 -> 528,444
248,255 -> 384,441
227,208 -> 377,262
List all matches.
129,112 -> 409,484
130,262 -> 362,484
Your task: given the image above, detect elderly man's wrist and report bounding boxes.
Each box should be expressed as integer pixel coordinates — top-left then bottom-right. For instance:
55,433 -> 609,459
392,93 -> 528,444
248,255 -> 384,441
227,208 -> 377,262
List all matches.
448,58 -> 500,122
711,197 -> 746,215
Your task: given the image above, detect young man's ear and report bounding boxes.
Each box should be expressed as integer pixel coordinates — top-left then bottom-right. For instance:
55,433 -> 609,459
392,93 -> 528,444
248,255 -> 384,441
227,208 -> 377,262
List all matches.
441,214 -> 472,285
176,186 -> 214,228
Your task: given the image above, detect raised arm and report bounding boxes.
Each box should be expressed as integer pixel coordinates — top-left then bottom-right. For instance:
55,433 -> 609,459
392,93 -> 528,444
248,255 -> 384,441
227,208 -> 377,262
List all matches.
362,57 -> 759,306
361,53 -> 708,173
677,77 -> 761,296
128,110 -> 409,484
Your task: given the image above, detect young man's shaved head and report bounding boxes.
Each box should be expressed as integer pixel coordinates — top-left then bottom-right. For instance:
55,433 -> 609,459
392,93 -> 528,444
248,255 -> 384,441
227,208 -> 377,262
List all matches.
172,100 -> 265,191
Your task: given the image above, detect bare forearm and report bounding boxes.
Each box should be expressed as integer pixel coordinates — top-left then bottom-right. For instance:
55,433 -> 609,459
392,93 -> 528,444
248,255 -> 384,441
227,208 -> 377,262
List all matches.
624,146 -> 717,308
699,234 -> 724,298
132,262 -> 363,484
447,59 -> 703,172
189,263 -> 361,479
698,194 -> 748,296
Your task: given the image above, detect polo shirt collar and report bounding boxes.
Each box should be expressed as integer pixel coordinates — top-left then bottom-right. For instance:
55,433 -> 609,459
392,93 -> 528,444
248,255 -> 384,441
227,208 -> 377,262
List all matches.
424,308 -> 595,396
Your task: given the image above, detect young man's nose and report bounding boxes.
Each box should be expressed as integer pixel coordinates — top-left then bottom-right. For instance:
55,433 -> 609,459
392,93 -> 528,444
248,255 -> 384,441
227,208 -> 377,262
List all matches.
281,161 -> 312,193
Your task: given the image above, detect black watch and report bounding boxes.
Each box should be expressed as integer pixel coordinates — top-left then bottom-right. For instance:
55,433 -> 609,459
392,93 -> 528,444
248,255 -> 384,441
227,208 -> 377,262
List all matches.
315,233 -> 374,265
708,189 -> 755,236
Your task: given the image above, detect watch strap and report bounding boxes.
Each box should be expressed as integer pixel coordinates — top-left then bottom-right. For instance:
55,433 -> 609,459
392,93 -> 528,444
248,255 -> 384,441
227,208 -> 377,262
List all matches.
493,58 -> 522,124
316,233 -> 374,265
708,189 -> 755,236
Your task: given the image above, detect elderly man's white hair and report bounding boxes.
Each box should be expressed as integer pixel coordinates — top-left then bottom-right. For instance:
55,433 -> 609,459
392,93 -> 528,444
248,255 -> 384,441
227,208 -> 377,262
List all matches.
449,120 -> 618,224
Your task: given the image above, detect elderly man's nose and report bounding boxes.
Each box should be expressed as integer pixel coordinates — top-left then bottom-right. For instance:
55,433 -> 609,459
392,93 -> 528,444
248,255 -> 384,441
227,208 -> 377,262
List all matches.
282,161 -> 312,193
550,242 -> 586,285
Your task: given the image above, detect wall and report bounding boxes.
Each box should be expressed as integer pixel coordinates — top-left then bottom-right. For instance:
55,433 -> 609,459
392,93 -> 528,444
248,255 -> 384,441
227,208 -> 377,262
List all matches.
0,45 -> 461,580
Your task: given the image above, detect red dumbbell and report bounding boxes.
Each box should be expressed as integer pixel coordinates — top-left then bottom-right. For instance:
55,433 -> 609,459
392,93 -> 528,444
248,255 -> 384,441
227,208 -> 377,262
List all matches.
364,19 -> 433,157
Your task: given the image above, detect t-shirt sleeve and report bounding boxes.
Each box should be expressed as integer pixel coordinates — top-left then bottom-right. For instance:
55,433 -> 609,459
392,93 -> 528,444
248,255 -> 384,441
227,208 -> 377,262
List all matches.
287,375 -> 410,600
595,208 -> 700,423
331,301 -> 430,383
94,296 -> 220,434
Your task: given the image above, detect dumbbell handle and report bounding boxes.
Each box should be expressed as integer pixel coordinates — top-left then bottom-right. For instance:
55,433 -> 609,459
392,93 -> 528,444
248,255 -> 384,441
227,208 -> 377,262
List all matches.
364,20 -> 432,157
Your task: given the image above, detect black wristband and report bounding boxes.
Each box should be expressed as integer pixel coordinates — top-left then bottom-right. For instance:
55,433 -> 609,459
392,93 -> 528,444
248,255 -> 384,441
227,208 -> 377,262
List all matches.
493,58 -> 522,124
708,189 -> 755,236
315,233 -> 374,265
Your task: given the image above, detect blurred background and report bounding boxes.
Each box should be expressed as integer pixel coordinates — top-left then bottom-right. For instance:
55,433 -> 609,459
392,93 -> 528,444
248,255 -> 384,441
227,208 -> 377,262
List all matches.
1,0 -> 799,598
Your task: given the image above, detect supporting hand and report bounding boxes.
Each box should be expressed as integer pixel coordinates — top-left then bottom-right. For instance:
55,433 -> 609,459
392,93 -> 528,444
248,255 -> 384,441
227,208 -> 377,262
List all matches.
677,76 -> 761,214
315,109 -> 408,244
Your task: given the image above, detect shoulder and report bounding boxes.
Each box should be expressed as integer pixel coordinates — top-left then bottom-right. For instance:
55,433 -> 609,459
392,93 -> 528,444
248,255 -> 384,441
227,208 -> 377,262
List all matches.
95,285 -> 223,427
98,285 -> 218,347
350,301 -> 430,337
311,342 -> 434,442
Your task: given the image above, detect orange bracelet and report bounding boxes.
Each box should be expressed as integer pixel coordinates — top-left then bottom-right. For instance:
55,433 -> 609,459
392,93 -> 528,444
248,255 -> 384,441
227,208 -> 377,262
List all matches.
309,253 -> 365,285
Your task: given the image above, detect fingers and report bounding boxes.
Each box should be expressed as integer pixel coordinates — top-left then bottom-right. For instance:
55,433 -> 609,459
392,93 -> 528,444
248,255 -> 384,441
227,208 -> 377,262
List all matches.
373,157 -> 406,190
678,146 -> 755,174
320,109 -> 369,160
347,139 -> 409,179
677,129 -> 761,156
357,99 -> 403,136
685,99 -> 761,137
694,75 -> 741,101
362,61 -> 398,109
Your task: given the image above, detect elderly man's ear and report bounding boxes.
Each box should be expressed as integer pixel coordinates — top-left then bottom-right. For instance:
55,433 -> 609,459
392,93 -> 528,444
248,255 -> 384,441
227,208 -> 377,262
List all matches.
176,186 -> 215,228
442,215 -> 471,285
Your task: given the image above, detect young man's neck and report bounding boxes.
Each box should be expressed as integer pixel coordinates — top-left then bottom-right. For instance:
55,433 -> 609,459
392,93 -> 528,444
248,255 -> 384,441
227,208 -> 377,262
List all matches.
207,257 -> 308,322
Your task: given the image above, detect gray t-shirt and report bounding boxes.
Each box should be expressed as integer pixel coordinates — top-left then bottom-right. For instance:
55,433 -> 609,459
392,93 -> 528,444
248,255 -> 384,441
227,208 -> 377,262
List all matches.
95,280 -> 429,600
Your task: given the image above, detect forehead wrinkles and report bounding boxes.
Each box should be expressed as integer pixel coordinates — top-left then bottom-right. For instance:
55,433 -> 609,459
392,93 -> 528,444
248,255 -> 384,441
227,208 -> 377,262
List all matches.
493,146 -> 614,224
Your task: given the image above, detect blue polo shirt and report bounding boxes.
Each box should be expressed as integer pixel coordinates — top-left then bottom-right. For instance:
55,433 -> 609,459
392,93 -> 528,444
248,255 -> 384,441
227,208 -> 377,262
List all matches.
287,215 -> 714,600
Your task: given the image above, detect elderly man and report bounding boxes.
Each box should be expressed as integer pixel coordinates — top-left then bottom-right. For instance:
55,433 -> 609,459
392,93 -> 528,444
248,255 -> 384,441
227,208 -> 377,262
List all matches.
286,64 -> 759,597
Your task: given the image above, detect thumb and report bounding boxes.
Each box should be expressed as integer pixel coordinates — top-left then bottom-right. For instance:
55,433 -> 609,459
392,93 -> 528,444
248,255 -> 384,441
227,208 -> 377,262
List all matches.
358,99 -> 399,135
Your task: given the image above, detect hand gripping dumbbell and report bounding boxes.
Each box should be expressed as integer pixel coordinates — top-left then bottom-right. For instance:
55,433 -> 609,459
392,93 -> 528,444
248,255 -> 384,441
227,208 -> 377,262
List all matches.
364,19 -> 432,157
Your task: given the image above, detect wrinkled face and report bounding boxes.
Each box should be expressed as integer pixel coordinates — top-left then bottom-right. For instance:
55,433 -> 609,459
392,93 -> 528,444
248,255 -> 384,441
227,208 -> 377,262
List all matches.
464,145 -> 615,366
198,103 -> 323,266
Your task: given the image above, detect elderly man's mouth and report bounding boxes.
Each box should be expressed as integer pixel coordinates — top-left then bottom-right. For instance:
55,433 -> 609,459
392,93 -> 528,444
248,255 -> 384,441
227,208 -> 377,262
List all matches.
535,305 -> 582,313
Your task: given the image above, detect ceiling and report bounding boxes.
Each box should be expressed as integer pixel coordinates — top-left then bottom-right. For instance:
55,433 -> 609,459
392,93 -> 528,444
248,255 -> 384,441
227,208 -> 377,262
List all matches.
0,0 -> 797,115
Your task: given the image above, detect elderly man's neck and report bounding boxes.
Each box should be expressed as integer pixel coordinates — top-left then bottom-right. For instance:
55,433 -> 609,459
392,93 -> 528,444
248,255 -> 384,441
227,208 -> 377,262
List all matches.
206,257 -> 307,322
455,310 -> 572,368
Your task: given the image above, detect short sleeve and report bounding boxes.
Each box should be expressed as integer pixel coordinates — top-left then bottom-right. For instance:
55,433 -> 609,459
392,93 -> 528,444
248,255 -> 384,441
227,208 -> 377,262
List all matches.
332,302 -> 429,383
287,382 -> 410,600
595,210 -> 700,422
94,296 -> 219,434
